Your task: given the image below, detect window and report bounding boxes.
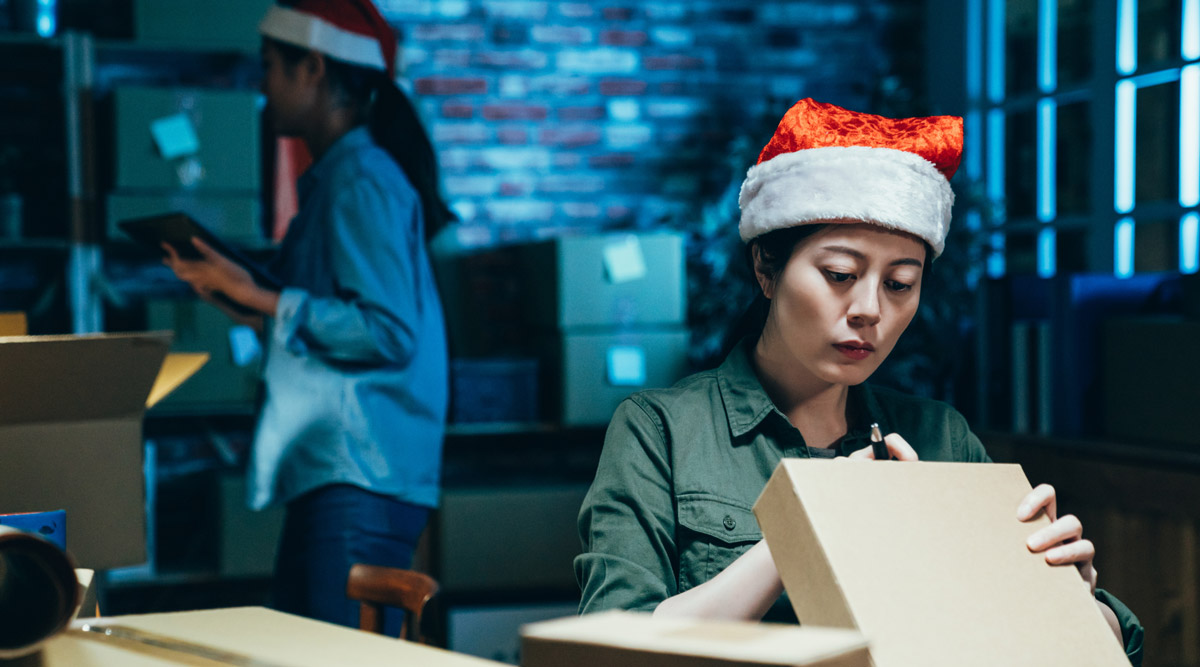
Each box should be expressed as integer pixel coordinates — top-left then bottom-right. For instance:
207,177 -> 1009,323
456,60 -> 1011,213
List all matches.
967,0 -> 1198,276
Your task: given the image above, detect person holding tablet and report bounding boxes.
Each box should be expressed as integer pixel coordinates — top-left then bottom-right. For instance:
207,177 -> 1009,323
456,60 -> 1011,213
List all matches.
575,98 -> 1143,665
163,0 -> 449,633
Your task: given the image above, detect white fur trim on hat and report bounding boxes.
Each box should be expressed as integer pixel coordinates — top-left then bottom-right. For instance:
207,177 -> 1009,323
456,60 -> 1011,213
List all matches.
259,6 -> 387,72
738,146 -> 953,258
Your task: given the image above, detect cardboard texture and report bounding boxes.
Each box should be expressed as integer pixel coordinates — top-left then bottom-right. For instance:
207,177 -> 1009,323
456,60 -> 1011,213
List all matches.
754,460 -> 1129,666
27,607 -> 505,666
521,611 -> 870,667
0,312 -> 27,336
0,332 -> 203,569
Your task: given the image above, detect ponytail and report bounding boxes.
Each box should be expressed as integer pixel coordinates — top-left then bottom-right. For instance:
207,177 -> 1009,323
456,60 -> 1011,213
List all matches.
368,79 -> 454,242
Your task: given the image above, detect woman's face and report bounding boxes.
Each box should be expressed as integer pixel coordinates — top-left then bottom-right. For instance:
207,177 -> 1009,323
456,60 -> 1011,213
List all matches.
260,41 -> 317,137
758,223 -> 926,387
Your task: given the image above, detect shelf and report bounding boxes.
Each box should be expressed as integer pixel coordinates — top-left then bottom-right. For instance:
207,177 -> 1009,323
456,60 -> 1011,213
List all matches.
0,238 -> 71,251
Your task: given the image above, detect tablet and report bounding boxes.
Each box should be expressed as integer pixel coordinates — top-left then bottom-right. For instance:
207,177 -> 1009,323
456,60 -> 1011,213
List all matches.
118,212 -> 282,290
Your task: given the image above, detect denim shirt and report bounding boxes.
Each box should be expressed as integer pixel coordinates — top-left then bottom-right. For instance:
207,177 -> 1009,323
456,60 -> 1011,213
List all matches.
249,127 -> 448,511
576,339 -> 1143,665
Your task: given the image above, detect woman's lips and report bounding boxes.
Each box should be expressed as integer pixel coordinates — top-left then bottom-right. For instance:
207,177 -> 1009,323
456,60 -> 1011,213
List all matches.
833,342 -> 874,361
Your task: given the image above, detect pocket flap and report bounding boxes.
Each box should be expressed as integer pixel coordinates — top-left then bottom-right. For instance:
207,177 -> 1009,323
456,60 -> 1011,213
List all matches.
677,493 -> 761,543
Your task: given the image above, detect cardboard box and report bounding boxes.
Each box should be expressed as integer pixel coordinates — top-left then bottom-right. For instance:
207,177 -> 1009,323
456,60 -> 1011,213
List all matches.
32,606 -> 506,666
0,312 -> 27,336
521,611 -> 871,667
541,328 -> 690,426
1102,316 -> 1200,446
113,87 -> 261,192
754,460 -> 1129,667
134,0 -> 274,51
520,233 -> 686,330
0,332 -> 206,569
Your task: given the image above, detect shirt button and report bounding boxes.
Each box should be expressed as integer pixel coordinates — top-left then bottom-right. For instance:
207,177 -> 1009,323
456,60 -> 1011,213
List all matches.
723,515 -> 736,531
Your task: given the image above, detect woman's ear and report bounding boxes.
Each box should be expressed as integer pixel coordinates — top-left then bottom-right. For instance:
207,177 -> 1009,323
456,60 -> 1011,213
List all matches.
751,243 -> 775,300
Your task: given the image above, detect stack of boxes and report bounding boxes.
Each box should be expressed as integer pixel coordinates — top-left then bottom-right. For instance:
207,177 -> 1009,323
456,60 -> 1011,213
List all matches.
520,232 -> 690,426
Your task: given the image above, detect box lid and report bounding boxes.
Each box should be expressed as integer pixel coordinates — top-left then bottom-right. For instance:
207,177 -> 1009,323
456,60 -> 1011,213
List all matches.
0,332 -> 174,425
521,611 -> 869,666
754,460 -> 1129,667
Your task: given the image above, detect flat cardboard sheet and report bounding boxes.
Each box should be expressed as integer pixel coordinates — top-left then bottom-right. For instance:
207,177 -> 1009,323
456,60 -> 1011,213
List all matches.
28,607 -> 505,666
754,460 -> 1129,667
146,352 -> 210,408
521,611 -> 870,667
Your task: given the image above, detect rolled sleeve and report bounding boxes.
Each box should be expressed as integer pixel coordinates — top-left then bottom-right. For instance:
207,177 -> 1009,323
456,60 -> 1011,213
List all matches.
1095,588 -> 1144,666
275,179 -> 422,366
576,397 -> 677,614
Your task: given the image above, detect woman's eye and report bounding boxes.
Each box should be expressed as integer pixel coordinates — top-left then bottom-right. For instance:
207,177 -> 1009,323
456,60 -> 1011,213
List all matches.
825,270 -> 853,283
886,280 -> 913,292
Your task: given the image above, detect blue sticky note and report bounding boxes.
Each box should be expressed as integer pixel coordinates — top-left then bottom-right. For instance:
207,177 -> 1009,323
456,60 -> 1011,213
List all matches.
0,510 -> 66,550
606,345 -> 646,387
150,113 -> 200,160
228,325 -> 262,367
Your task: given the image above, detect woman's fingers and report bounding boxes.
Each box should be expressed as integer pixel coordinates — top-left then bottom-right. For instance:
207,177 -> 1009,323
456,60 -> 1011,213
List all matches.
1017,483 -> 1057,522
1044,537 -> 1094,566
1026,514 -> 1082,552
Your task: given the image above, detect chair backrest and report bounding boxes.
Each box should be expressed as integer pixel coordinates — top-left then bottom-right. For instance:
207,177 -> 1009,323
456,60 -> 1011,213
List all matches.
345,563 -> 439,643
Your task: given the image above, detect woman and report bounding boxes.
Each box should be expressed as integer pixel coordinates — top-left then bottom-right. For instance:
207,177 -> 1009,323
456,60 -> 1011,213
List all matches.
163,0 -> 448,632
575,99 -> 1142,664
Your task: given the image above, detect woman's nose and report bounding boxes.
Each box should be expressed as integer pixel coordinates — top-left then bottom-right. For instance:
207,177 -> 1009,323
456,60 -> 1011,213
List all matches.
847,283 -> 882,327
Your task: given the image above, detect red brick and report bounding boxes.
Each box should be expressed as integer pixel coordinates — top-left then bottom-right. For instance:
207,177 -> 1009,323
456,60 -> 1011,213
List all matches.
599,78 -> 649,95
589,153 -> 637,168
499,182 -> 528,197
645,55 -> 706,70
603,6 -> 635,21
658,81 -> 686,95
539,127 -> 603,147
558,105 -> 606,121
416,77 -> 488,95
441,102 -> 475,119
482,104 -> 549,121
607,204 -> 636,221
497,127 -> 530,144
600,29 -> 648,46
412,24 -> 486,41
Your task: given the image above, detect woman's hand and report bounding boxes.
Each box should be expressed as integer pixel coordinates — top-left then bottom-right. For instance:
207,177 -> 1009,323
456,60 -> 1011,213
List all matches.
846,432 -> 919,461
162,237 -> 279,317
1017,484 -> 1097,593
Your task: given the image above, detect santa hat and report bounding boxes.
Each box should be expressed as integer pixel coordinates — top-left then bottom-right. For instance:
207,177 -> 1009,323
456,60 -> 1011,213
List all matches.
738,98 -> 963,258
258,0 -> 397,78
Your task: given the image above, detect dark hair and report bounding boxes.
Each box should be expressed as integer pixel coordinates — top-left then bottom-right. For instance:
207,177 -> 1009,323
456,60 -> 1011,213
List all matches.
722,224 -> 934,353
269,39 -> 453,242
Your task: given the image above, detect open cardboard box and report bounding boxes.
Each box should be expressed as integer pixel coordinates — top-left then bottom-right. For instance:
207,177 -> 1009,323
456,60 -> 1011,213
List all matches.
754,460 -> 1129,666
521,610 -> 870,667
0,316 -> 207,569
25,606 -> 506,666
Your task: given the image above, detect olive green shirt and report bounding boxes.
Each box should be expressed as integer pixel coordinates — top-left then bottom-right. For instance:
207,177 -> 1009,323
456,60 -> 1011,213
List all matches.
576,341 -> 1144,665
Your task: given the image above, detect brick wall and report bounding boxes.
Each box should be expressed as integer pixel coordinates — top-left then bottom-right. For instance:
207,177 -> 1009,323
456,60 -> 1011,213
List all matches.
379,0 -> 919,239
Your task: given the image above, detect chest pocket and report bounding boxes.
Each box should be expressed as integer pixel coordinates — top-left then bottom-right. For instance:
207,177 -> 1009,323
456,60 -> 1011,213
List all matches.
676,494 -> 761,591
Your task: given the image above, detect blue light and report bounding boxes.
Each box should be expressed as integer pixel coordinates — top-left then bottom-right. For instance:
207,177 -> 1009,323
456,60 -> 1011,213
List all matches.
1115,80 -> 1136,214
1117,0 -> 1137,75
1182,64 -> 1200,207
1185,0 -> 1199,60
1037,227 -> 1057,277
1038,99 -> 1056,222
966,111 -> 983,180
967,210 -> 983,233
987,109 -> 1006,204
987,232 -> 1006,278
1115,218 -> 1135,278
988,0 -> 1006,103
1039,0 -> 1058,92
35,0 -> 55,38
1181,213 -> 1200,273
967,0 -> 984,100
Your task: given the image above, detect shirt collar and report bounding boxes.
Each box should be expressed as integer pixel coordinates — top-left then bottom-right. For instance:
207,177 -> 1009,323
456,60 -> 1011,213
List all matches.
716,337 -> 888,447
297,126 -> 374,200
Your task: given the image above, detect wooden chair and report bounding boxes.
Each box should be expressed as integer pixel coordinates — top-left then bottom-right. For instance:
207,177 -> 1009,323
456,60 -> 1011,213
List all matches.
345,563 -> 439,643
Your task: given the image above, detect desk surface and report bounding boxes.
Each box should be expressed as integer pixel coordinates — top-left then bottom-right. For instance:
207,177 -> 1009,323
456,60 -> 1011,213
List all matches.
33,606 -> 505,666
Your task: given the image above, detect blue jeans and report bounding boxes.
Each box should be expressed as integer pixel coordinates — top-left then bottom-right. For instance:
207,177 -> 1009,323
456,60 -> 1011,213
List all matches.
271,484 -> 429,634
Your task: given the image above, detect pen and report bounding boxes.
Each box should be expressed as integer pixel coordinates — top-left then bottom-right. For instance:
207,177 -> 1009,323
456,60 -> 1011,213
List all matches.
870,422 -> 889,461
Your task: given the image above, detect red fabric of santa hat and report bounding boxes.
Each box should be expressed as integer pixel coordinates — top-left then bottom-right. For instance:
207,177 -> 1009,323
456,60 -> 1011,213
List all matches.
738,98 -> 964,258
258,0 -> 397,78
